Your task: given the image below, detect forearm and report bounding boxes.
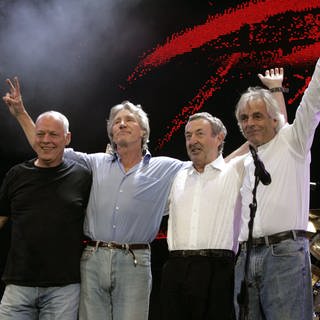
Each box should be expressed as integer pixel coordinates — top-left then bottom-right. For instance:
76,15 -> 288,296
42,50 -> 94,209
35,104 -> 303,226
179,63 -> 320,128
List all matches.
271,91 -> 287,123
304,58 -> 320,107
292,58 -> 320,153
15,110 -> 36,149
225,141 -> 249,162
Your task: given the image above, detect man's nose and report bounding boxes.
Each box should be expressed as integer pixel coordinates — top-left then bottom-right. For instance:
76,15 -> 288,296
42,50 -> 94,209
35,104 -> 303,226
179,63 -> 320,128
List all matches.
119,120 -> 127,128
42,133 -> 51,142
188,135 -> 197,144
246,116 -> 256,126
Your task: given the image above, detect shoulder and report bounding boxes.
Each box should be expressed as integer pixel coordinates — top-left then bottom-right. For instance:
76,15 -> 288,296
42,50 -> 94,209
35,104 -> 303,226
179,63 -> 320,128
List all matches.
7,159 -> 34,174
225,154 -> 247,177
227,154 -> 247,166
64,148 -> 113,169
149,156 -> 183,166
1,160 -> 34,187
148,156 -> 187,175
63,158 -> 92,175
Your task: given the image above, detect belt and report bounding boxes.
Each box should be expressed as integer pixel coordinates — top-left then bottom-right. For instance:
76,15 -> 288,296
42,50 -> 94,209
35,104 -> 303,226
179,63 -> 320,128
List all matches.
170,249 -> 235,258
240,229 -> 309,247
84,240 -> 150,267
85,240 -> 149,250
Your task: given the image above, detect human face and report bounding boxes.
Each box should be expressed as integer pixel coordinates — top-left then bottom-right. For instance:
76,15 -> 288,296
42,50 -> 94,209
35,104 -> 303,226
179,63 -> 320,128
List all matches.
112,109 -> 145,151
238,99 -> 278,147
34,115 -> 71,167
185,118 -> 223,172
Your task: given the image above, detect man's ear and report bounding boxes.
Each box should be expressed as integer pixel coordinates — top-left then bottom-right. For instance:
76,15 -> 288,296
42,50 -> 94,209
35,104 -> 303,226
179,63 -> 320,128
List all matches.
65,132 -> 71,146
272,118 -> 279,132
217,131 -> 225,146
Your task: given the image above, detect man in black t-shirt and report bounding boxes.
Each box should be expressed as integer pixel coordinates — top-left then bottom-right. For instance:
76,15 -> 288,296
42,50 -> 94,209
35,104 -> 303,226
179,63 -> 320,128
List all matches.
0,100 -> 92,320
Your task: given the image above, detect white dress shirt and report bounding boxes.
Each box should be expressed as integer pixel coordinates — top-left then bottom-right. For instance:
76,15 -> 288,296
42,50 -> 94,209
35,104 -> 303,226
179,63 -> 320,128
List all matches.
167,155 -> 244,253
239,58 -> 320,241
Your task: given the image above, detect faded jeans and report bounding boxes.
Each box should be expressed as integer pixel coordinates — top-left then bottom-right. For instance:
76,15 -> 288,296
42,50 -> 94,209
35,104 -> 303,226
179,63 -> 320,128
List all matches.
0,283 -> 80,320
235,237 -> 313,320
79,245 -> 152,320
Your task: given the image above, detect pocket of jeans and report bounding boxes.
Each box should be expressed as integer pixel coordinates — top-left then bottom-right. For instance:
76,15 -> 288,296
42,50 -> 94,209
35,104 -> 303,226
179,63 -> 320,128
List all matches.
133,250 -> 151,267
271,239 -> 304,257
81,247 -> 95,261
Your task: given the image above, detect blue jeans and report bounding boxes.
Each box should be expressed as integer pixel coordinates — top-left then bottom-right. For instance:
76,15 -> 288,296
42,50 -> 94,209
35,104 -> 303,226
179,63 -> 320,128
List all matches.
0,283 -> 80,320
235,237 -> 313,320
79,245 -> 152,320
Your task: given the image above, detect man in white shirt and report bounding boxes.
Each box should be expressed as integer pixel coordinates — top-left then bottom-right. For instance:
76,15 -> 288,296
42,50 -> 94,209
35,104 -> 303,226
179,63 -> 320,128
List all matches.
234,58 -> 320,320
160,68 -> 287,320
160,112 -> 245,320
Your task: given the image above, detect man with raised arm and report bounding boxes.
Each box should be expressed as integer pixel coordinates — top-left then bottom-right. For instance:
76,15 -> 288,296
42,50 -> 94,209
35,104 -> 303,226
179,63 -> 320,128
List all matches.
234,59 -> 320,320
0,110 -> 92,320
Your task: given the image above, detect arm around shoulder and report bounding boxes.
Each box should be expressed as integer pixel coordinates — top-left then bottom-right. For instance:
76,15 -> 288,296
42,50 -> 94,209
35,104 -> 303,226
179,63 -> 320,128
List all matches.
225,141 -> 249,163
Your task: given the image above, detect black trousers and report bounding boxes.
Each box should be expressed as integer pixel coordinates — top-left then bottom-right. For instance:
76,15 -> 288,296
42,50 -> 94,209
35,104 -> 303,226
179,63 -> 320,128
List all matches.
160,252 -> 235,320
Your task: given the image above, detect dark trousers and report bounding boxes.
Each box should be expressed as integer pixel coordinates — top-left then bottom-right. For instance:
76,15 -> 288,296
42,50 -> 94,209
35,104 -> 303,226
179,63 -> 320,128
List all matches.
160,251 -> 235,320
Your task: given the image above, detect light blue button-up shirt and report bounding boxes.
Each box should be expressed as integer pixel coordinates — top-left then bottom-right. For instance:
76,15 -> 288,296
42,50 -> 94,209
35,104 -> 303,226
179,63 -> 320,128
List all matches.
65,149 -> 183,243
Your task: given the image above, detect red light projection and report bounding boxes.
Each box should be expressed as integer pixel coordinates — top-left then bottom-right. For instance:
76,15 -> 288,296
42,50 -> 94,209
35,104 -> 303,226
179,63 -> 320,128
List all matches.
124,0 -> 320,150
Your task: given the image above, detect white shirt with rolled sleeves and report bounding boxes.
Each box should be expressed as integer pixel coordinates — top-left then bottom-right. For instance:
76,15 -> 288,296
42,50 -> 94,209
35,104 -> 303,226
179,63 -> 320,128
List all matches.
238,58 -> 320,241
167,154 -> 245,253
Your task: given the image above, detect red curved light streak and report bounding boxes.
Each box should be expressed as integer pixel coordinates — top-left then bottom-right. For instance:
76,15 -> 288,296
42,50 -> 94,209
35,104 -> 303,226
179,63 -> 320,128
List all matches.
123,0 -> 320,150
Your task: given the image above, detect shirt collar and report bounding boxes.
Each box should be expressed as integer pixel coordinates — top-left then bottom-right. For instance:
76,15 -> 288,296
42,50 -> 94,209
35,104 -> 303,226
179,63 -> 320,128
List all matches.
113,150 -> 151,165
143,150 -> 152,164
187,154 -> 226,175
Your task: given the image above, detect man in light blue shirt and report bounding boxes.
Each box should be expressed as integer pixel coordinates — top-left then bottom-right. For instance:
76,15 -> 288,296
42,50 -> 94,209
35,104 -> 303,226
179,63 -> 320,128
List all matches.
64,101 -> 183,319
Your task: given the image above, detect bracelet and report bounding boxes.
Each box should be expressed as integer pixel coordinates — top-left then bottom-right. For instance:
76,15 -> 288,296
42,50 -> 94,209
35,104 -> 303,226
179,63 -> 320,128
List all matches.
269,87 -> 289,93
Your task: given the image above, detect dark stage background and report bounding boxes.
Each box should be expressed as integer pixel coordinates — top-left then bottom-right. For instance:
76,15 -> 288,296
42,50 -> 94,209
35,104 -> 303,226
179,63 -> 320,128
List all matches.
0,1 -> 320,318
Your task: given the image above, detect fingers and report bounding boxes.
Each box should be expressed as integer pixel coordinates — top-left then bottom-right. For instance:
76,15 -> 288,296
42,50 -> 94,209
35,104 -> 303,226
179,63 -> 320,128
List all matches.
2,94 -> 12,107
264,67 -> 284,77
3,93 -> 12,104
4,76 -> 22,101
258,66 -> 284,89
14,77 -> 21,93
6,78 -> 15,91
265,68 -> 275,77
5,77 -> 21,93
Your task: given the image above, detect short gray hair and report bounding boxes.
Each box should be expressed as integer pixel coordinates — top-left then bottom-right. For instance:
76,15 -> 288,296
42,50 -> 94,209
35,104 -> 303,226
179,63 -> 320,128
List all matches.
36,110 -> 70,134
187,112 -> 227,155
106,101 -> 150,153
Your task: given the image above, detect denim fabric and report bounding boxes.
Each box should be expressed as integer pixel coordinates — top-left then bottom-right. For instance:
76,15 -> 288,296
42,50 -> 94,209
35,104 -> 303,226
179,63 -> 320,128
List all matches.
79,246 -> 152,320
0,283 -> 80,320
235,237 -> 313,320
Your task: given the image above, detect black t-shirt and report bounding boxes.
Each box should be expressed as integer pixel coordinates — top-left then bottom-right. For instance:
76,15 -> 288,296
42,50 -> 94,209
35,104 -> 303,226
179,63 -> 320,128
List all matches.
0,158 -> 92,286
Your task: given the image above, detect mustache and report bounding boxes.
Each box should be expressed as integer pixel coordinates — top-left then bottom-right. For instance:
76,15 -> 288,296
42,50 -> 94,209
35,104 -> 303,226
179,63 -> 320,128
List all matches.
188,143 -> 202,151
